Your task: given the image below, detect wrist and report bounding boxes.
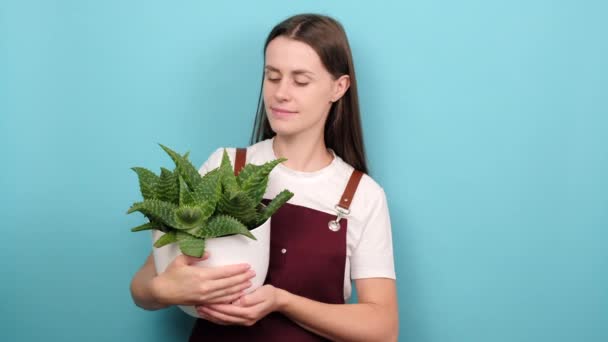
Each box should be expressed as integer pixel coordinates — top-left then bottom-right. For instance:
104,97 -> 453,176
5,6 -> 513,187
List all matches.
274,287 -> 291,312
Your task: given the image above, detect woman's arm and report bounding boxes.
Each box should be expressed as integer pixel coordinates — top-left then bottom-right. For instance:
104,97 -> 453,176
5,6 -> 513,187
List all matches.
130,252 -> 170,310
198,278 -> 398,342
288,279 -> 399,341
278,278 -> 398,342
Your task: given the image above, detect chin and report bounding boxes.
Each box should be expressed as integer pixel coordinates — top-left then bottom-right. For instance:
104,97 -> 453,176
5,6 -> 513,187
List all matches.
268,124 -> 299,137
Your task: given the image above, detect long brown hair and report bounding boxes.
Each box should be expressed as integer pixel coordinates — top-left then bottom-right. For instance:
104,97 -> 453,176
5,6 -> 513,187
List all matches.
250,13 -> 369,174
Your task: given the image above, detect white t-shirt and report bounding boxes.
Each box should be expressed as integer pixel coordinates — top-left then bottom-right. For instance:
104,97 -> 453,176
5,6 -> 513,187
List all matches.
198,138 -> 396,301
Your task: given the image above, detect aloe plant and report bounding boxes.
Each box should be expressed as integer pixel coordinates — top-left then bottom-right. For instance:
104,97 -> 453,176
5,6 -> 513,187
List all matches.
127,144 -> 293,257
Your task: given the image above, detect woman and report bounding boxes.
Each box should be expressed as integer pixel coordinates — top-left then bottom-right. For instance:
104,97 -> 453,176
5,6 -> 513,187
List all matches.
130,13 -> 398,341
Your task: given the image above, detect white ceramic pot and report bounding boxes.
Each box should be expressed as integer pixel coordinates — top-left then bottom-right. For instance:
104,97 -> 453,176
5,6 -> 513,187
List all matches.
151,218 -> 271,317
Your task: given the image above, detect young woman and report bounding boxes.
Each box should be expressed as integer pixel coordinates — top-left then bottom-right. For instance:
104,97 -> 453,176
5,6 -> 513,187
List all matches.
130,13 -> 398,342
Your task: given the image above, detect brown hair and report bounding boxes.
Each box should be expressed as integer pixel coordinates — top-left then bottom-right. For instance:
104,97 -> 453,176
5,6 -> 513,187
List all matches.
249,13 -> 369,174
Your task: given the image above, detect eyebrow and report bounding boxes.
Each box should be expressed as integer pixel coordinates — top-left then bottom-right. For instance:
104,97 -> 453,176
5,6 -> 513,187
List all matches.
264,65 -> 315,77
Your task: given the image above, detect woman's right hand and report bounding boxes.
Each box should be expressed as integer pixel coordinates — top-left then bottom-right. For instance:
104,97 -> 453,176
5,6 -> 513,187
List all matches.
150,252 -> 256,306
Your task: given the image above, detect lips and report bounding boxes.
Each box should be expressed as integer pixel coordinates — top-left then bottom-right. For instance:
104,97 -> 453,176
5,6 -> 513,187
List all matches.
270,107 -> 297,118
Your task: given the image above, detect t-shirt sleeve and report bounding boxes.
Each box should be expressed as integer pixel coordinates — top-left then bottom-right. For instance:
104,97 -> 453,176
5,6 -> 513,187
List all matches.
350,188 -> 396,279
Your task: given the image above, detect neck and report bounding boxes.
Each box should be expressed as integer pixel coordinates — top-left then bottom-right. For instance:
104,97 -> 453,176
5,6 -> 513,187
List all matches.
272,132 -> 334,172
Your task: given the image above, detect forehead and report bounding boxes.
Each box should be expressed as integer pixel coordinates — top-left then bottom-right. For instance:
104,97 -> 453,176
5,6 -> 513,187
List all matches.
265,36 -> 324,72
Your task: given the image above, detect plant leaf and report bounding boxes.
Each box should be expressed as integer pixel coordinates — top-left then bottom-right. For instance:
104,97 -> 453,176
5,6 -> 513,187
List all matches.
127,199 -> 209,231
195,215 -> 256,240
217,191 -> 259,227
257,189 -> 294,225
127,199 -> 180,228
174,205 -> 209,229
193,168 -> 222,208
219,149 -> 239,197
159,144 -> 202,190
130,221 -> 159,232
153,230 -> 177,248
131,167 -> 160,200
176,231 -> 206,257
158,168 -> 179,204
238,158 -> 286,204
178,174 -> 196,206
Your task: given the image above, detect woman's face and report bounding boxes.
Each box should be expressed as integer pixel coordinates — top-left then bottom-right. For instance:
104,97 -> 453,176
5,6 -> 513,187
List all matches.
263,36 -> 349,139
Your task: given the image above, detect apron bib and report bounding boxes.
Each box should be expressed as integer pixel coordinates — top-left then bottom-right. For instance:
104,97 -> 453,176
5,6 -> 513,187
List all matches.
189,148 -> 362,341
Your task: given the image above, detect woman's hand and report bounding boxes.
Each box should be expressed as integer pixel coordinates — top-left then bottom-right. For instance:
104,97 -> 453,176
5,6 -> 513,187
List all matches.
195,284 -> 284,326
151,253 -> 256,306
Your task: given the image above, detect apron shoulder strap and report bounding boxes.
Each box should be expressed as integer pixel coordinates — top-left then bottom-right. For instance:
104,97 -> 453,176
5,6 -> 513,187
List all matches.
338,169 -> 364,210
234,147 -> 247,176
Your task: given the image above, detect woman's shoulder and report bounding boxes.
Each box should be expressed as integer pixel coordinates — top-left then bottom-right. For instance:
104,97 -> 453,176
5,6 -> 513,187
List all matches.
332,157 -> 387,210
333,155 -> 385,194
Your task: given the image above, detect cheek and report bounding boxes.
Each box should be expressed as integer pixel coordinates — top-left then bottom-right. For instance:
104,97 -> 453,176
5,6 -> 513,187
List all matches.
304,87 -> 332,110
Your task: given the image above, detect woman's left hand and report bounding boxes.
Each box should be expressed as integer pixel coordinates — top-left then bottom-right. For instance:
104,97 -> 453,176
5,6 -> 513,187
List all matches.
195,284 -> 283,326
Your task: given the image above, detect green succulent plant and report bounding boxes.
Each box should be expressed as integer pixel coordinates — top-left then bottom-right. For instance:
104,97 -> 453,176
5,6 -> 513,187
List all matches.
127,144 -> 294,257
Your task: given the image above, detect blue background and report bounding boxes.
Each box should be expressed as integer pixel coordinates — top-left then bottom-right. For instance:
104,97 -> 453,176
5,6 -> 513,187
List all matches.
2,1 -> 606,341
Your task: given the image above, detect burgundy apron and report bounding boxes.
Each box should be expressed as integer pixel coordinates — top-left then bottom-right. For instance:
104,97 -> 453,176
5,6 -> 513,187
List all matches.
189,148 -> 363,342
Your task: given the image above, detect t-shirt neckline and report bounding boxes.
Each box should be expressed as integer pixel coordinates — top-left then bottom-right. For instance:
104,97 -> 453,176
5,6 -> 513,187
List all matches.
264,137 -> 339,179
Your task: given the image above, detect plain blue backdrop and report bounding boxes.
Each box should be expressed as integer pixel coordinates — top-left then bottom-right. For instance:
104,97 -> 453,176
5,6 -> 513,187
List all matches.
2,1 -> 607,341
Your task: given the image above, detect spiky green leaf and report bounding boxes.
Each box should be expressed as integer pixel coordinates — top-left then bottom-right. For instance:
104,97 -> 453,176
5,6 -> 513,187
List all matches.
153,231 -> 177,248
178,174 -> 196,206
131,167 -> 160,200
193,168 -> 222,207
219,149 -> 239,197
159,144 -> 201,190
158,168 -> 179,204
174,206 -> 207,229
217,191 -> 259,227
127,199 -> 180,228
130,222 -> 158,232
194,215 -> 255,240
257,189 -> 294,225
176,231 -> 206,257
238,158 -> 286,203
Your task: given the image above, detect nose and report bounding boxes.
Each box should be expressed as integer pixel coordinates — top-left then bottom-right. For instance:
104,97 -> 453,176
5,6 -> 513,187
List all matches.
273,79 -> 291,102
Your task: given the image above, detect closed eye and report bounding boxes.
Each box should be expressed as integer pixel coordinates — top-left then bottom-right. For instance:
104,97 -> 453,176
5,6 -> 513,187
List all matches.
265,76 -> 308,86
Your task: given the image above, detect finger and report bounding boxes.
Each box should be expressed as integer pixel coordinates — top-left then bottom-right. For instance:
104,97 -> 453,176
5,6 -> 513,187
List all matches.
198,280 -> 251,303
208,278 -> 252,299
206,303 -> 252,317
205,290 -> 246,305
202,271 -> 255,294
202,264 -> 252,280
199,306 -> 249,325
185,281 -> 246,306
234,291 -> 265,307
191,276 -> 252,304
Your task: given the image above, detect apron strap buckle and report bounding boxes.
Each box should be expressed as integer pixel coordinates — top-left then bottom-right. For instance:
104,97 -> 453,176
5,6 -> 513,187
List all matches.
328,205 -> 350,232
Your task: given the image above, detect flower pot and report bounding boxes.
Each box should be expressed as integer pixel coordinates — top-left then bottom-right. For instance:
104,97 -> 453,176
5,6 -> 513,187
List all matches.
151,218 -> 271,317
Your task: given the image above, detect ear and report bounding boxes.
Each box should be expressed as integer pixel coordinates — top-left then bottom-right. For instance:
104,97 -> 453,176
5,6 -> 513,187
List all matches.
330,75 -> 350,103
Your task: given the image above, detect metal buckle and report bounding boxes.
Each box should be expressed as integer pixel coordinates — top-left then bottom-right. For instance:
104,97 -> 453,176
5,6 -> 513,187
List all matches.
328,205 -> 350,232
